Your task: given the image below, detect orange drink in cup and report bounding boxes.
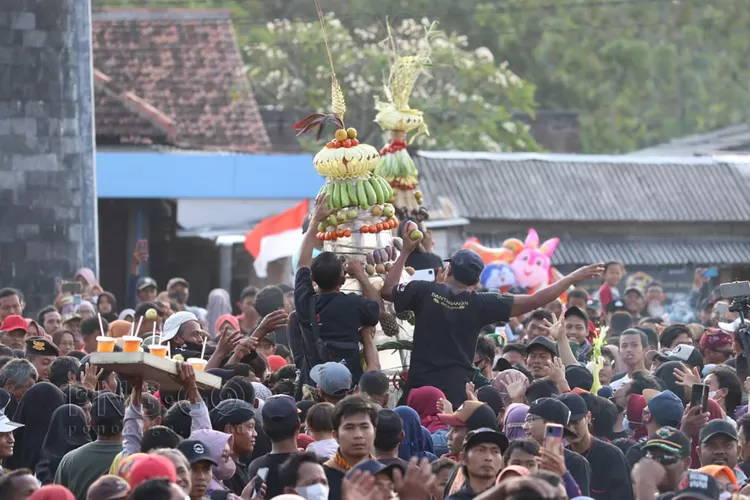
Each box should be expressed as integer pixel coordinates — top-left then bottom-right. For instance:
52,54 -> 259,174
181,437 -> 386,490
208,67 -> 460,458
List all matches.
97,336 -> 116,353
122,336 -> 142,353
187,358 -> 208,372
149,344 -> 168,359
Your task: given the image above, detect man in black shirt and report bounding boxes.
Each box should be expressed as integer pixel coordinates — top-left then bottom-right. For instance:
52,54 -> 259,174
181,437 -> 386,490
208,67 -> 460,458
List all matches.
382,223 -> 604,408
374,409 -> 409,469
558,393 -> 633,500
446,429 -> 508,500
211,399 -> 257,496
295,195 -> 382,387
246,395 -> 300,499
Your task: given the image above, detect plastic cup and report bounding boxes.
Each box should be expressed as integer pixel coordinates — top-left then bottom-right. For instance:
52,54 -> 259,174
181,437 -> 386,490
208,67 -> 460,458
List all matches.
187,358 -> 207,372
149,345 -> 168,359
96,337 -> 115,353
122,336 -> 142,353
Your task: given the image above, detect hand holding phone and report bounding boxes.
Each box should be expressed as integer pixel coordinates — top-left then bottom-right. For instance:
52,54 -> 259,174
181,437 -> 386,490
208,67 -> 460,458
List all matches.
691,383 -> 709,413
135,239 -> 149,261
543,423 -> 564,454
408,268 -> 435,282
253,467 -> 269,496
61,282 -> 83,295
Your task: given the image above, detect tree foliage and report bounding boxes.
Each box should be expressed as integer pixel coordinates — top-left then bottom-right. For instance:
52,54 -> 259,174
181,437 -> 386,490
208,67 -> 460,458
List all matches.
244,16 -> 539,151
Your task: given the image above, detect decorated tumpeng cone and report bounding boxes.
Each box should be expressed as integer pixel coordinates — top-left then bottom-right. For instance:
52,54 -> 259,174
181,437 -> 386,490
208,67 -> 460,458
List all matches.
373,23 -> 439,223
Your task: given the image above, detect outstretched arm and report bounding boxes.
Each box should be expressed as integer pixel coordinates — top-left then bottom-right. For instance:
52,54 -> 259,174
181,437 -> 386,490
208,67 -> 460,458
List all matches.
298,194 -> 334,270
510,264 -> 604,317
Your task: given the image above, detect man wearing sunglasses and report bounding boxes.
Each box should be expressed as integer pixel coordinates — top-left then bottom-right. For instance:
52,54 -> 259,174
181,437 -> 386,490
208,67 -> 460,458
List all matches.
639,426 -> 692,494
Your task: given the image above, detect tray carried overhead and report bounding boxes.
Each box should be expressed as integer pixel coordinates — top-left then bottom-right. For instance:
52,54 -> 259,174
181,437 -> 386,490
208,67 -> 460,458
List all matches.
88,352 -> 221,390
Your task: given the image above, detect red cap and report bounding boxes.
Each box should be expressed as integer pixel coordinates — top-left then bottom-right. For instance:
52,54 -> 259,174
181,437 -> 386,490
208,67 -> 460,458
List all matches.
128,455 -> 177,488
29,485 -> 75,500
0,315 -> 28,333
267,354 -> 287,371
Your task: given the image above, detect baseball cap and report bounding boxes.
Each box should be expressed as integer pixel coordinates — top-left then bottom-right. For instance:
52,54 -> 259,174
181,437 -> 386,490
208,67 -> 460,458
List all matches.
565,365 -> 594,391
444,249 -> 484,285
719,317 -> 750,334
658,345 -> 704,368
136,277 -> 158,291
346,459 -> 406,480
25,337 -> 59,357
557,393 -> 589,421
166,277 -> 189,290
438,401 -> 498,431
528,397 -> 577,438
644,390 -> 684,426
177,439 -> 218,466
0,411 -> 23,433
91,392 -> 125,423
700,329 -> 734,353
625,287 -> 645,297
585,298 -> 602,310
85,475 -> 130,500
0,315 -> 27,333
673,471 -> 720,500
564,306 -> 589,324
526,336 -> 558,357
643,426 -> 691,458
606,299 -> 627,313
699,419 -> 738,444
462,428 -> 509,454
698,465 -> 738,486
261,395 -> 299,427
310,362 -> 352,396
128,455 -> 177,487
162,311 -> 198,342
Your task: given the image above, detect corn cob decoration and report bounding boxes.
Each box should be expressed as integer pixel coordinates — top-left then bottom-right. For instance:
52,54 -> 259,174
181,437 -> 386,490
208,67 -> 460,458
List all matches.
374,22 -> 440,222
586,326 -> 609,394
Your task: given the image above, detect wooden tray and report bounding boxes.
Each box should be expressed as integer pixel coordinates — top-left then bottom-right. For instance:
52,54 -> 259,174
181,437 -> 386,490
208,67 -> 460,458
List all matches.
88,352 -> 221,390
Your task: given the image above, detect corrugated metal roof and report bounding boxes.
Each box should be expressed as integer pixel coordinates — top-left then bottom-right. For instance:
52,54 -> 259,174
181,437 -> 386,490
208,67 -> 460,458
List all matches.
415,152 -> 750,222
472,234 -> 750,266
632,124 -> 750,156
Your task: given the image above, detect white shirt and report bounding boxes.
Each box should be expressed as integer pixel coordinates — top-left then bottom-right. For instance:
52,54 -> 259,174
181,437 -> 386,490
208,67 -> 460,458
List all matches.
306,438 -> 338,460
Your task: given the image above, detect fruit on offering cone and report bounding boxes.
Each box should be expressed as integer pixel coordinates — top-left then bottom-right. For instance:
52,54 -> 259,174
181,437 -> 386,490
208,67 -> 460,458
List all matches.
392,237 -> 403,250
409,229 -> 423,241
327,214 -> 339,227
347,209 -> 358,220
375,264 -> 386,274
383,204 -> 395,217
365,264 -> 376,276
347,127 -> 357,139
405,266 -> 416,275
313,131 -> 379,179
371,205 -> 383,216
323,176 -> 394,210
145,308 -> 158,321
380,313 -> 400,338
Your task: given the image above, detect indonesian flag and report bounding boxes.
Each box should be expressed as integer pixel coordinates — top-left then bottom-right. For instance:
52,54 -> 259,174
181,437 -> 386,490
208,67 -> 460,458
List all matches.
245,199 -> 309,278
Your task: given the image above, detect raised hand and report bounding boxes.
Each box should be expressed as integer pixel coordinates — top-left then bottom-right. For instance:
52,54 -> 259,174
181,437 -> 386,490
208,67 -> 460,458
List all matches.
566,263 -> 605,283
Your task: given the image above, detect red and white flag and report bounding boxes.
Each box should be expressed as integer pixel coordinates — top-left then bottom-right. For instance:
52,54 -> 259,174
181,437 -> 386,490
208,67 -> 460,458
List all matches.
244,200 -> 309,278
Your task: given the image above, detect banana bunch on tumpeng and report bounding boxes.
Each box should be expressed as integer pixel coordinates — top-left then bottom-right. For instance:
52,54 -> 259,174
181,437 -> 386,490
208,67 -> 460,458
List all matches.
321,174 -> 394,211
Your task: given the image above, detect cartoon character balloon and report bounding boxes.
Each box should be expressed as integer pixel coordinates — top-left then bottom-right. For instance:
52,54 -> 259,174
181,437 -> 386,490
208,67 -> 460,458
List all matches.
463,229 -> 561,293
508,229 -> 559,290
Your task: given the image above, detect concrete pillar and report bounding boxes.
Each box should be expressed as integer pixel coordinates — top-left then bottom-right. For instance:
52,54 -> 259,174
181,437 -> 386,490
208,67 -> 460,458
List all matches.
0,0 -> 97,314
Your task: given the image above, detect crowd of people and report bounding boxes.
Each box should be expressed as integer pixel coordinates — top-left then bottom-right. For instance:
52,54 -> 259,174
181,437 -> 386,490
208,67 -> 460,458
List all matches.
0,194 -> 746,500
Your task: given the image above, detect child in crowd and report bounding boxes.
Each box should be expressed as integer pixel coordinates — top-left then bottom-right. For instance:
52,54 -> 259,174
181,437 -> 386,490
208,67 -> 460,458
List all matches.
303,403 -> 338,460
596,261 -> 625,310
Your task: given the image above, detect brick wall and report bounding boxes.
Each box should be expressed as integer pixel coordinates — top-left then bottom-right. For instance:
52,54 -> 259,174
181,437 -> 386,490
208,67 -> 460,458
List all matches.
0,0 -> 97,315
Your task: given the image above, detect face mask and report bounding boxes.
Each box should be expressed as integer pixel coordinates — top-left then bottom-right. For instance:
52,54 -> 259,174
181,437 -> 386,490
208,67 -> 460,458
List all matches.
214,457 -> 236,480
709,391 -> 723,400
296,484 -> 330,500
169,291 -> 187,304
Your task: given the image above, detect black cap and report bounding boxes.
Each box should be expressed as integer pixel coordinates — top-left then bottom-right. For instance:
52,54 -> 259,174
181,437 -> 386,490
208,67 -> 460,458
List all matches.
528,397 -> 577,438
136,277 -> 158,291
261,395 -> 299,427
557,393 -> 589,421
565,365 -> 594,391
25,337 -> 59,357
91,392 -> 125,423
503,343 -> 526,356
526,336 -> 558,357
564,306 -> 589,324
210,399 -> 255,430
178,439 -> 218,466
699,419 -> 739,444
346,459 -> 406,480
606,299 -> 627,313
444,249 -> 485,284
674,471 -> 720,500
462,428 -> 509,454
643,426 -> 692,458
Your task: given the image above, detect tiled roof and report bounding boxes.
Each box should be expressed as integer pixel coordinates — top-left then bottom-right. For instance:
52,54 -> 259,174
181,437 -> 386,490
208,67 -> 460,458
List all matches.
471,234 -> 750,266
632,124 -> 750,156
415,152 -> 750,222
92,10 -> 271,152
